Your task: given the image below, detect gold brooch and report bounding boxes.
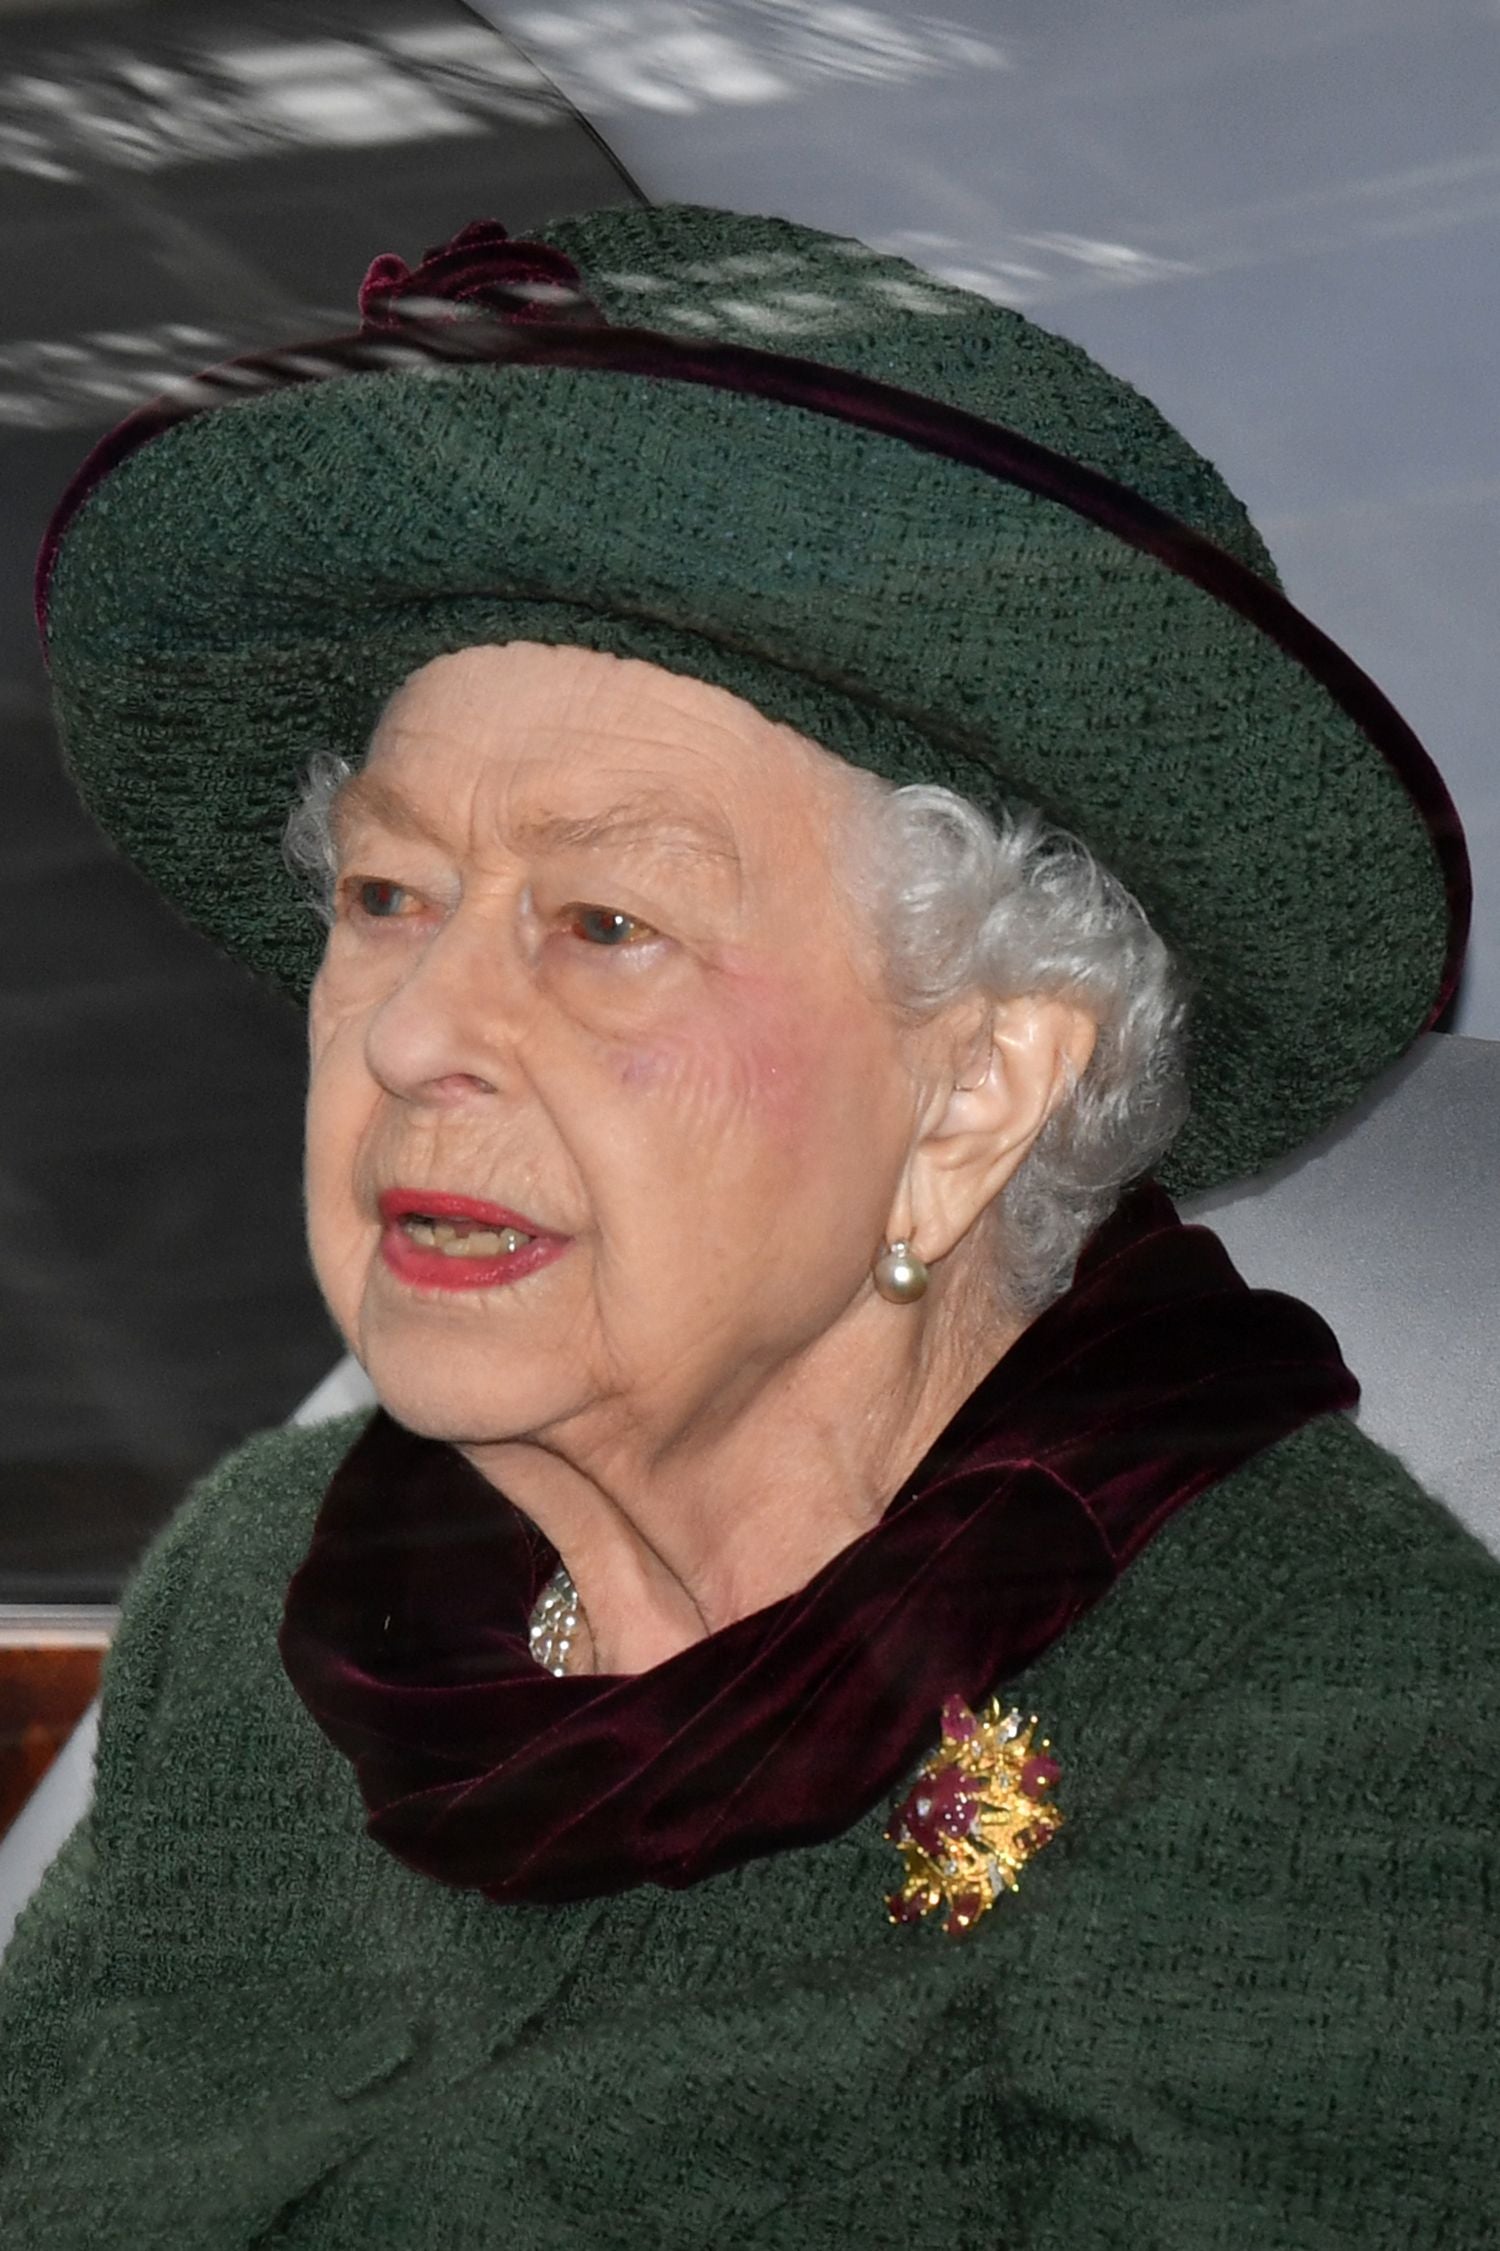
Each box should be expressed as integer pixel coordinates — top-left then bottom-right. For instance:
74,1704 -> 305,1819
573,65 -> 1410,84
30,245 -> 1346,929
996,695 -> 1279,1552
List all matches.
886,1694 -> 1063,1936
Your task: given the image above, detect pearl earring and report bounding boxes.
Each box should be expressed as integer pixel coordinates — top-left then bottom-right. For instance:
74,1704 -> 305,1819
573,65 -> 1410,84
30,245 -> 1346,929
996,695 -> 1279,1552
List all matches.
873,1239 -> 929,1304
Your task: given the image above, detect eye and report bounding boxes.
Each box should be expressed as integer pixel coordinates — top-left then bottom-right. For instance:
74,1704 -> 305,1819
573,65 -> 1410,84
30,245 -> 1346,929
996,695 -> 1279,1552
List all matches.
339,876 -> 420,921
562,903 -> 656,948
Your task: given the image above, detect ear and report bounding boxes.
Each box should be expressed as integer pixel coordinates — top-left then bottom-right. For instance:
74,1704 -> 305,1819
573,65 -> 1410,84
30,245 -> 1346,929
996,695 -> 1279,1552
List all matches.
888,996 -> 1099,1265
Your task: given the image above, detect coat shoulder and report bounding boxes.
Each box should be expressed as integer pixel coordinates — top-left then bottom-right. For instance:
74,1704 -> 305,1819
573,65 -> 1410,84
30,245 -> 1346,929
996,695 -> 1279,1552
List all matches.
1136,1409 -> 1499,1667
86,1410 -> 374,1822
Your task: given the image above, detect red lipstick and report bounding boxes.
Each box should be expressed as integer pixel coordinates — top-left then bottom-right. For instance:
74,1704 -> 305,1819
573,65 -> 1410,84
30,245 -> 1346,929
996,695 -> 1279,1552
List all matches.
376,1188 -> 571,1294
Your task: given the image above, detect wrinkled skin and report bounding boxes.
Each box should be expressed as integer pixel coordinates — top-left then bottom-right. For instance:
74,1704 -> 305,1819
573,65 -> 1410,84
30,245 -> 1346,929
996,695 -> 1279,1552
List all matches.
306,644 -> 1094,1671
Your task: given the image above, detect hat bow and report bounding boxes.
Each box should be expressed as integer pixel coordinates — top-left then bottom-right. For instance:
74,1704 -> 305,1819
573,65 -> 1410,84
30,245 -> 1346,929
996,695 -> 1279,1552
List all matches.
357,219 -> 603,332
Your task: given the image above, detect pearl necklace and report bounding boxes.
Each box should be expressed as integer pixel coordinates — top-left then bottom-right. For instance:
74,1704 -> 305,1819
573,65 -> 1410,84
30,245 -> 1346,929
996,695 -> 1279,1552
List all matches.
528,1561 -> 581,1677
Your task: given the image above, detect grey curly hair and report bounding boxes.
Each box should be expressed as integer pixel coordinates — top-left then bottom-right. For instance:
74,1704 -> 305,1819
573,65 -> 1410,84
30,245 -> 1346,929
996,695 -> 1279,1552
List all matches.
845,783 -> 1189,1316
284,756 -> 1189,1319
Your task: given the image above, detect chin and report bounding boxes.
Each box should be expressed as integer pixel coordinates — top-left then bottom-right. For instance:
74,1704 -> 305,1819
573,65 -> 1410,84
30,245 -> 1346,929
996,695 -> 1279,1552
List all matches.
357,1316 -> 576,1449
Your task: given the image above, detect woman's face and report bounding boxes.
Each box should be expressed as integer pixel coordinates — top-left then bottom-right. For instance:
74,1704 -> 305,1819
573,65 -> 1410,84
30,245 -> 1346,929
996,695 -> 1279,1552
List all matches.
305,642 -> 924,1453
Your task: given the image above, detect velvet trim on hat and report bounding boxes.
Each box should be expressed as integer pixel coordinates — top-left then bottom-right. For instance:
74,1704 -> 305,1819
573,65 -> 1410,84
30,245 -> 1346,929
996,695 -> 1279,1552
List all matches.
277,1185 -> 1358,1906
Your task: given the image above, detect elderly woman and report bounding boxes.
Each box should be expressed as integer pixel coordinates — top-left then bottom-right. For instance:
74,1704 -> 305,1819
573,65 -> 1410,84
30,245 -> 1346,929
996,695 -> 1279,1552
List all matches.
1,205 -> 1495,2247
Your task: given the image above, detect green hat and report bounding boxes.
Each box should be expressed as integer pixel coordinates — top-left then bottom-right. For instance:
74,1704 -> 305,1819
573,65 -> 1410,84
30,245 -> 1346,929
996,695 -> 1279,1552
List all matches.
37,204 -> 1467,1197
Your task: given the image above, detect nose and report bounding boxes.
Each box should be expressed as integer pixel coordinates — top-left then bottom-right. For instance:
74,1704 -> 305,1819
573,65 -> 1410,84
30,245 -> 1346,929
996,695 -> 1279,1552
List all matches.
362,904 -> 533,1107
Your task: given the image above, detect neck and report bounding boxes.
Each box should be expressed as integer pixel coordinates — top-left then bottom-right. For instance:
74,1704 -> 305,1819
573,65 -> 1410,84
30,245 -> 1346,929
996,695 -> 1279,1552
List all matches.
460,1272 -> 1023,1675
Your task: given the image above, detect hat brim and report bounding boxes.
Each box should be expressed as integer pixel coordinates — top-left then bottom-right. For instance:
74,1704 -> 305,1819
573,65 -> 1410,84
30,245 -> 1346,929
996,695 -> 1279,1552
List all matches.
40,318 -> 1468,1197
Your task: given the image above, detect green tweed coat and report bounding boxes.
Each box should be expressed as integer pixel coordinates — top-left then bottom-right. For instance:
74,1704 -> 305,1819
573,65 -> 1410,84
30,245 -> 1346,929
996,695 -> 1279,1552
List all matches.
0,1406 -> 1496,2248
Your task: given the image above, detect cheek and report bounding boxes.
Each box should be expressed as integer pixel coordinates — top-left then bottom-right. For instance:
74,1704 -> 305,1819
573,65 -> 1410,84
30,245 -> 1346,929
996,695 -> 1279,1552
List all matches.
612,1025 -> 802,1145
608,961 -> 884,1165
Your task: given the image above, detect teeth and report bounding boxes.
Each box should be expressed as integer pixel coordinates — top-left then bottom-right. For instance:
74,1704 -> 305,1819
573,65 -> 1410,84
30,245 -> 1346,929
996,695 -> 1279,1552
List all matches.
460,1230 -> 503,1256
399,1216 -> 532,1257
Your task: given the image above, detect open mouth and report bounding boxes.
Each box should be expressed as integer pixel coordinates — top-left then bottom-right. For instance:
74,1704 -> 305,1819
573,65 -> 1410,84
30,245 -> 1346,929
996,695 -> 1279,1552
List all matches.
376,1190 -> 566,1293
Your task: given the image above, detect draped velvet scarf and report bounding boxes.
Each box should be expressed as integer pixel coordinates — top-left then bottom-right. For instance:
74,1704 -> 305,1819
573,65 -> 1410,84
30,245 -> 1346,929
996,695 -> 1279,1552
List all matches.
279,1185 -> 1357,1905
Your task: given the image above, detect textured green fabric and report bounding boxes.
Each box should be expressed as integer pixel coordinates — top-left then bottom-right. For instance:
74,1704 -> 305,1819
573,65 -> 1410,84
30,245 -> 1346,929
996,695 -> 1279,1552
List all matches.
42,204 -> 1452,1196
2,1408 -> 1497,2247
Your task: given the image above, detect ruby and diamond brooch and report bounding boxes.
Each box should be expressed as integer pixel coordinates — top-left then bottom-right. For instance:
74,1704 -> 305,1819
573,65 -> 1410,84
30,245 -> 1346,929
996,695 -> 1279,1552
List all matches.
886,1694 -> 1063,1936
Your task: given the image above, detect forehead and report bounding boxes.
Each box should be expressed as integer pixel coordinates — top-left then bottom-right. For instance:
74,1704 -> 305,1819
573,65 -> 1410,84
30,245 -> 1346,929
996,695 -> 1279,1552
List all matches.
351,642 -> 856,851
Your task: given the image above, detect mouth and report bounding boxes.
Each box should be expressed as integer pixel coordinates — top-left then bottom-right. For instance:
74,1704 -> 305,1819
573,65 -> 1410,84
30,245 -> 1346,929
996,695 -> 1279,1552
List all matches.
375,1189 -> 570,1294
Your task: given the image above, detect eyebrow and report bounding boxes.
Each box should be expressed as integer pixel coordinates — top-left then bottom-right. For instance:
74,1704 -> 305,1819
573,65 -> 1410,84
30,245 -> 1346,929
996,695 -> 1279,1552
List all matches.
328,768 -> 444,854
510,799 -> 743,868
329,769 -> 742,870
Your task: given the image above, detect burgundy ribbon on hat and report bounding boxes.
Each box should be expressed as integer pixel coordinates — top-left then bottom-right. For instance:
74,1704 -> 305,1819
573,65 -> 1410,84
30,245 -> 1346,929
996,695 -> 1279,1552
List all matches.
358,218 -> 604,331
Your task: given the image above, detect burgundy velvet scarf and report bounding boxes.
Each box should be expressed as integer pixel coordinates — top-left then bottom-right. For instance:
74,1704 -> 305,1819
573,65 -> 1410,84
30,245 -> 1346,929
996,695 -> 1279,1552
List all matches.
279,1185 -> 1356,1905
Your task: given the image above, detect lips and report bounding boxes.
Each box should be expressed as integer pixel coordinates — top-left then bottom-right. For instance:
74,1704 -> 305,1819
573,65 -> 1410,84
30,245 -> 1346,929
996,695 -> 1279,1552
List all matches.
376,1188 -> 571,1294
